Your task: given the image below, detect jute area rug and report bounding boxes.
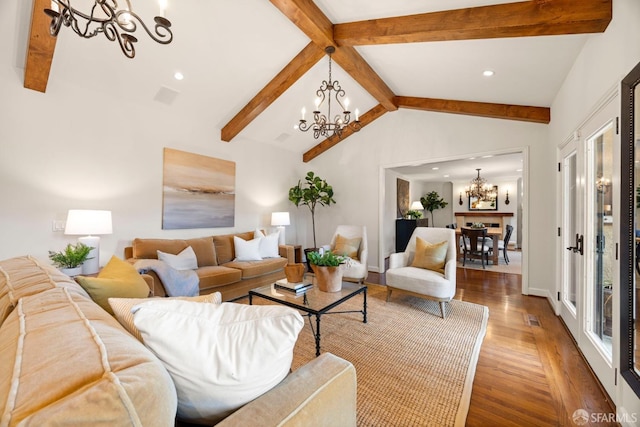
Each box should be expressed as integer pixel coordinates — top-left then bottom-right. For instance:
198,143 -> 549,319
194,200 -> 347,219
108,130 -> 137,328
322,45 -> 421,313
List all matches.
289,284 -> 489,427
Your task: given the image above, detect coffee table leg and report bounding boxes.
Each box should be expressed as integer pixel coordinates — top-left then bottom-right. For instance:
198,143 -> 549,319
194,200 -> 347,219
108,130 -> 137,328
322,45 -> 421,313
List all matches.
249,294 -> 253,305
363,287 -> 368,324
315,315 -> 321,357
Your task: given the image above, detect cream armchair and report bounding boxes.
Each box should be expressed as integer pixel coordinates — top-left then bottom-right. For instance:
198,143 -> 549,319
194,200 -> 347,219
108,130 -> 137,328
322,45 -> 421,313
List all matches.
385,227 -> 456,318
323,225 -> 368,284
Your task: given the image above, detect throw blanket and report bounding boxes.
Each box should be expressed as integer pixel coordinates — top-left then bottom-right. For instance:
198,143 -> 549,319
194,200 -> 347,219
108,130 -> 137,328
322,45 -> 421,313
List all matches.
134,259 -> 199,297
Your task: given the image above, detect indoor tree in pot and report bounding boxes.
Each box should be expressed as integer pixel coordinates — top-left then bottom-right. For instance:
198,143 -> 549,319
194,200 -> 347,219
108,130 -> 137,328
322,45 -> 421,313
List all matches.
289,171 -> 336,270
420,191 -> 448,227
307,250 -> 345,292
48,242 -> 93,277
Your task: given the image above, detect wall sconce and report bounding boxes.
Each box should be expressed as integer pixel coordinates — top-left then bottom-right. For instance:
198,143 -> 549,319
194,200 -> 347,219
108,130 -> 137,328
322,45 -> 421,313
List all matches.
458,193 -> 463,205
505,190 -> 510,205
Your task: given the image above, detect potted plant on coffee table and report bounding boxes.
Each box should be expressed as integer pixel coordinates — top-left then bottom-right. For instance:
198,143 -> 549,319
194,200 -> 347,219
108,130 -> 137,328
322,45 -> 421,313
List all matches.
48,242 -> 93,277
289,171 -> 336,270
307,250 -> 345,292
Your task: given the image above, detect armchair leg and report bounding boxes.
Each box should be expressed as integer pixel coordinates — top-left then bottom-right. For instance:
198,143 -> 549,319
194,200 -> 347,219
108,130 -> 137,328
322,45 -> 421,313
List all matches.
386,288 -> 392,302
439,302 -> 447,318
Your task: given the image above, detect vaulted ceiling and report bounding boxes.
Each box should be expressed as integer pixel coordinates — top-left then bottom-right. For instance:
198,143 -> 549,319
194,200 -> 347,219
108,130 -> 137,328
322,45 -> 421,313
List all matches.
24,0 -> 611,161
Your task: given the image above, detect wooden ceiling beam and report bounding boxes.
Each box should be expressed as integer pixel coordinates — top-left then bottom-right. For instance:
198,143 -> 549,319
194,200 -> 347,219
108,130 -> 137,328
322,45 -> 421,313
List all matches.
268,0 -> 334,48
334,0 -> 612,46
270,0 -> 397,111
303,104 -> 388,162
24,0 -> 57,93
331,47 -> 397,111
396,96 -> 550,124
221,42 -> 325,142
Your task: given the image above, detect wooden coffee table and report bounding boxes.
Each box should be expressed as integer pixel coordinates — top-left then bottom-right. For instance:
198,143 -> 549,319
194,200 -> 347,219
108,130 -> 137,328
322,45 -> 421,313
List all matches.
249,282 -> 367,357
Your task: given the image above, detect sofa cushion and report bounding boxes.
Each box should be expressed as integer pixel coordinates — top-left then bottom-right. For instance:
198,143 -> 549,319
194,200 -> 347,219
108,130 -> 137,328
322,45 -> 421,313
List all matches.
234,236 -> 263,261
0,256 -> 86,325
133,238 -> 188,260
157,246 -> 198,270
197,266 -> 243,290
0,287 -> 177,426
76,256 -> 150,314
132,300 -> 303,425
254,229 -> 281,258
186,237 -> 217,267
223,257 -> 288,279
109,292 -> 222,341
213,232 -> 254,264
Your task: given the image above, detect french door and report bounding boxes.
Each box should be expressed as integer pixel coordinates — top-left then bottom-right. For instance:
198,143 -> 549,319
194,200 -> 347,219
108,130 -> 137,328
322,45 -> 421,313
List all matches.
559,94 -> 618,398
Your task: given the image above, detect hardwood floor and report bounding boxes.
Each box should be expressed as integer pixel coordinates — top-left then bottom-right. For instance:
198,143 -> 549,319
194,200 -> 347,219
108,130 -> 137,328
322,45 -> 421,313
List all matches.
367,268 -> 618,426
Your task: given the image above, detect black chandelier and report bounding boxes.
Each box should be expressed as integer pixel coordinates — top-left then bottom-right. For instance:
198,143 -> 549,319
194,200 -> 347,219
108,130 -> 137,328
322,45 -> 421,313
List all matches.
298,46 -> 361,139
44,0 -> 173,59
465,168 -> 497,201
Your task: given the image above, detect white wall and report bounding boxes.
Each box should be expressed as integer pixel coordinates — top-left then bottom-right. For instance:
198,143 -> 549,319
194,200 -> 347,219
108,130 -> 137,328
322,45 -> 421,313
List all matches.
548,0 -> 640,418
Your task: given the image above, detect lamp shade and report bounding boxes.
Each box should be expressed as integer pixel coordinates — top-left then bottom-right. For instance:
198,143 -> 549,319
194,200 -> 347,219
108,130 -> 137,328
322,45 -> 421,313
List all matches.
271,212 -> 290,226
410,201 -> 424,210
64,210 -> 113,235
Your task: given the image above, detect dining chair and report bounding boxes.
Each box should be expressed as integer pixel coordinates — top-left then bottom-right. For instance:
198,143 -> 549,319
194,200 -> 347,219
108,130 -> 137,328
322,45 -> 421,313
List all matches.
499,225 -> 514,264
461,228 -> 491,269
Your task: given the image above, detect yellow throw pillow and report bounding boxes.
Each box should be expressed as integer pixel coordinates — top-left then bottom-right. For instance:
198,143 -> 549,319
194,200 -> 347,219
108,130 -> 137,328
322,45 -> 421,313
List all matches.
411,237 -> 448,273
109,292 -> 222,341
76,256 -> 150,315
333,234 -> 362,260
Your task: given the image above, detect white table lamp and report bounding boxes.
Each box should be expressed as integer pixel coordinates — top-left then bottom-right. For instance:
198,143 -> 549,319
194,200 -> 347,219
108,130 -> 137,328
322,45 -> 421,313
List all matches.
410,201 -> 424,211
64,209 -> 113,274
271,211 -> 290,245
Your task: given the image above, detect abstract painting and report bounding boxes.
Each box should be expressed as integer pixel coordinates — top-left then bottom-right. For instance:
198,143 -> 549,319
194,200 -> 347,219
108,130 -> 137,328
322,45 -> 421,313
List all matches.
162,148 -> 235,229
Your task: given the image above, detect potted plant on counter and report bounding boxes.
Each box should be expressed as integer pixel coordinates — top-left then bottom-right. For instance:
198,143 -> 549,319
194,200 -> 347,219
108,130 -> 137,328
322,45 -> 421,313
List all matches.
307,250 -> 345,292
48,243 -> 93,277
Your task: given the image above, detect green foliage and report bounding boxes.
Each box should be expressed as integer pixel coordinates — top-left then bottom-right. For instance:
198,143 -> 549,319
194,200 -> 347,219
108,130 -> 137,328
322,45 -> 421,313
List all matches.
307,250 -> 345,267
420,191 -> 449,227
48,243 -> 93,268
289,171 -> 336,248
406,210 -> 423,219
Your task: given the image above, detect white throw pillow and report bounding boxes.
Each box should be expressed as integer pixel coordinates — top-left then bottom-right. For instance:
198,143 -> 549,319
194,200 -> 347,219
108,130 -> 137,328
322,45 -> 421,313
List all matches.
254,229 -> 280,258
233,236 -> 262,261
157,246 -> 198,270
132,300 -> 304,424
108,292 -> 222,341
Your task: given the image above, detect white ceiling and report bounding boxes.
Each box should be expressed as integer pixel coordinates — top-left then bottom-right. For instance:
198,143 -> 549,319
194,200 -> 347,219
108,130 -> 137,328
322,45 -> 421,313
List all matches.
15,0 -> 593,155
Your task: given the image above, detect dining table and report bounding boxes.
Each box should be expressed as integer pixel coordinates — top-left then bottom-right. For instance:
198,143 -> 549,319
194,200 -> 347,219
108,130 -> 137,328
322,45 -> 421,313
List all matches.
455,227 -> 503,265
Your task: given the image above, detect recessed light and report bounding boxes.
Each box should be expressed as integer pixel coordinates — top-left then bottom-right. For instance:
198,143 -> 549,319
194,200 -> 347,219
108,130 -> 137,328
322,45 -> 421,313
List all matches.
174,72 -> 184,81
432,167 -> 439,170
516,168 -> 523,172
481,155 -> 493,158
443,174 -> 450,178
483,70 -> 495,77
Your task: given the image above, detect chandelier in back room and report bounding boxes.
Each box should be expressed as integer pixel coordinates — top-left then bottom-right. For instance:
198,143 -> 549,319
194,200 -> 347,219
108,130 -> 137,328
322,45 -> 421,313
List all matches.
44,0 -> 173,59
465,168 -> 497,201
298,46 -> 362,140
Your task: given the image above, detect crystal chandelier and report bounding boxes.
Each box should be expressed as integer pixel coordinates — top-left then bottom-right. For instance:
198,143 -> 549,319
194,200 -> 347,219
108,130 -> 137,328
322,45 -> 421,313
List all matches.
44,0 -> 173,59
465,169 -> 496,201
298,46 -> 362,139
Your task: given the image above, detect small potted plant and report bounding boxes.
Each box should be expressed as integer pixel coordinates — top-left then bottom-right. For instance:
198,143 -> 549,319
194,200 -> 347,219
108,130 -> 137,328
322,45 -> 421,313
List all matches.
307,250 -> 345,292
48,243 -> 93,277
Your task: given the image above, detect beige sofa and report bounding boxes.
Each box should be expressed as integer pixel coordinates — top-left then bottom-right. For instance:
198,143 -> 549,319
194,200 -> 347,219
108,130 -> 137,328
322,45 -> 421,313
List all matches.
125,231 -> 295,301
0,255 -> 357,426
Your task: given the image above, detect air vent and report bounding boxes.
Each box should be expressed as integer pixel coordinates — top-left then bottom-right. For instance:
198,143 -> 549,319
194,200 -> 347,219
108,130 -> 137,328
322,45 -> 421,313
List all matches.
154,86 -> 180,106
525,313 -> 541,327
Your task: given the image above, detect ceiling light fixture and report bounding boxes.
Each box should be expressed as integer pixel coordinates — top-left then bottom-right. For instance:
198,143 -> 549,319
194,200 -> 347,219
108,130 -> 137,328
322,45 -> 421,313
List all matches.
44,0 -> 173,59
483,70 -> 495,77
465,168 -> 496,201
298,46 -> 361,140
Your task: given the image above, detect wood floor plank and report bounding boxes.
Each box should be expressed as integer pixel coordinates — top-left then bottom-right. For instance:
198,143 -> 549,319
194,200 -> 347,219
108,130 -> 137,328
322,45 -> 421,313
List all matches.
367,268 -> 617,426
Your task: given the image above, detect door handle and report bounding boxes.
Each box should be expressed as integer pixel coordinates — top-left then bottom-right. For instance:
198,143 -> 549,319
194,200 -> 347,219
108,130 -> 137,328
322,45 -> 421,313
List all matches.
566,234 -> 584,255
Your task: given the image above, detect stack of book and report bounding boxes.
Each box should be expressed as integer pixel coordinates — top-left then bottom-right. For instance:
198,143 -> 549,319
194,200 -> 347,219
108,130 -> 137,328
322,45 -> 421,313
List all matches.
274,279 -> 313,294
